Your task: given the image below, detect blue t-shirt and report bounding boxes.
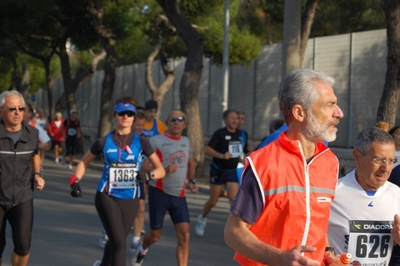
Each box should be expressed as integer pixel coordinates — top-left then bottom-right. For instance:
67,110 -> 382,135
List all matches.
257,124 -> 288,149
257,124 -> 328,150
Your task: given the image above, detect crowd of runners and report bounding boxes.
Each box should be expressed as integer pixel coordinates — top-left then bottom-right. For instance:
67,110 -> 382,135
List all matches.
1,68 -> 400,266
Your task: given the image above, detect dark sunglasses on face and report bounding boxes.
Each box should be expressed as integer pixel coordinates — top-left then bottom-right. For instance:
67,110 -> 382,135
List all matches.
169,116 -> 185,122
117,111 -> 135,117
7,107 -> 25,112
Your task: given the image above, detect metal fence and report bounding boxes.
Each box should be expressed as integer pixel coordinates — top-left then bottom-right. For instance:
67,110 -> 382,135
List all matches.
35,28 -> 399,148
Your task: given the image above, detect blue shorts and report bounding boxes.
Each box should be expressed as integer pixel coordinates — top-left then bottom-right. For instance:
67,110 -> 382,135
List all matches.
148,186 -> 189,230
209,164 -> 238,185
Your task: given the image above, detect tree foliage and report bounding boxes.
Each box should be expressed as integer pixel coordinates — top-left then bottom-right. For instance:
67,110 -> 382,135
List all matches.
312,0 -> 385,37
0,0 -> 395,139
138,0 -> 263,67
189,0 -> 262,66
0,1 -> 60,95
236,0 -> 385,44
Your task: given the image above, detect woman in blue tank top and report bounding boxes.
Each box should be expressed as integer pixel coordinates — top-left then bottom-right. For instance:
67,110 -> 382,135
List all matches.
68,97 -> 165,266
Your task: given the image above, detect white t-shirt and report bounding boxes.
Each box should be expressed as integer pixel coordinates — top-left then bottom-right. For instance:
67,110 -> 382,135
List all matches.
36,117 -> 47,129
35,124 -> 50,144
148,133 -> 191,197
328,170 -> 400,264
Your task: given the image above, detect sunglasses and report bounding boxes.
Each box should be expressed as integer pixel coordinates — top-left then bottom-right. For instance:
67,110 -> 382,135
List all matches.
169,116 -> 185,122
6,107 -> 25,112
371,157 -> 399,166
117,111 -> 135,117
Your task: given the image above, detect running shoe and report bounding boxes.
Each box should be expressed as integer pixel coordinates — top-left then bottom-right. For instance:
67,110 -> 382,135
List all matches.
55,158 -> 59,164
68,164 -> 73,170
132,242 -> 147,266
195,215 -> 207,236
99,228 -> 108,248
93,261 -> 101,266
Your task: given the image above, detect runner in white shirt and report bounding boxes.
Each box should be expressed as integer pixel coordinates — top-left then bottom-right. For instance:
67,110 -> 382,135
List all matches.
133,109 -> 198,266
24,104 -> 50,150
35,122 -> 50,144
24,103 -> 50,171
328,127 -> 400,266
35,108 -> 48,130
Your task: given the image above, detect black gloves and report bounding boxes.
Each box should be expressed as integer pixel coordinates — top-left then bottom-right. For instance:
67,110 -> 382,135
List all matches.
70,182 -> 82,197
69,174 -> 82,197
136,172 -> 154,183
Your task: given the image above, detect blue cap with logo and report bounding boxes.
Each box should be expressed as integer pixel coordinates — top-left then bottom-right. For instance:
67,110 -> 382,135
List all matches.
114,102 -> 136,114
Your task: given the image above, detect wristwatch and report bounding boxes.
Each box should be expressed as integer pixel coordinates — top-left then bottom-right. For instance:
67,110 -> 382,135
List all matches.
188,178 -> 196,185
325,247 -> 336,255
33,172 -> 43,177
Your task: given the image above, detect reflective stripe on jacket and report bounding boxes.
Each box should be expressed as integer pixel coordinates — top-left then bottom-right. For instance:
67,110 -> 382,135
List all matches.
0,121 -> 39,206
234,132 -> 338,266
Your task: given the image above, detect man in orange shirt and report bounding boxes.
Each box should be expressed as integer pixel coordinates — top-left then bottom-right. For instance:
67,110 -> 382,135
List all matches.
224,68 -> 344,266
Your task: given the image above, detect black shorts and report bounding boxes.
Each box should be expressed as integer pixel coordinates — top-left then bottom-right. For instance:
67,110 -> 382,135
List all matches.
0,199 -> 33,256
51,140 -> 64,150
148,186 -> 189,230
209,164 -> 238,185
65,137 -> 77,155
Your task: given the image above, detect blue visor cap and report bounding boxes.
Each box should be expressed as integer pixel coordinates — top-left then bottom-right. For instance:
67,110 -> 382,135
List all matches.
114,102 -> 136,114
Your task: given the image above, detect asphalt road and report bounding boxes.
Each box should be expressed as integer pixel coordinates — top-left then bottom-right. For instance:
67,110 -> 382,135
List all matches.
0,158 -> 237,266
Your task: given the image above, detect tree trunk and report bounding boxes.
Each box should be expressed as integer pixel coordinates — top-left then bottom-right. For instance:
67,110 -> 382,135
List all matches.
156,0 -> 205,172
282,0 -> 301,76
148,52 -> 175,119
43,59 -> 55,120
19,63 -> 30,101
58,40 -> 77,113
57,40 -> 85,154
96,49 -> 116,138
377,0 -> 400,127
55,49 -> 105,113
145,14 -> 175,119
300,0 -> 320,67
10,57 -> 21,91
89,4 -> 117,139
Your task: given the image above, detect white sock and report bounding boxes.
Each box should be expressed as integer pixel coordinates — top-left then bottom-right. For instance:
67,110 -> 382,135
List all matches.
132,236 -> 140,244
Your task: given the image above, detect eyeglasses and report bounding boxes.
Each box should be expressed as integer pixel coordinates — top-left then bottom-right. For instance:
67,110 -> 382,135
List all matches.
117,111 -> 135,117
169,116 -> 185,122
6,107 -> 25,112
371,157 -> 399,166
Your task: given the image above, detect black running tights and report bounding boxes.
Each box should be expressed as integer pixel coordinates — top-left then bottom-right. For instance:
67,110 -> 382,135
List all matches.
95,191 -> 139,266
